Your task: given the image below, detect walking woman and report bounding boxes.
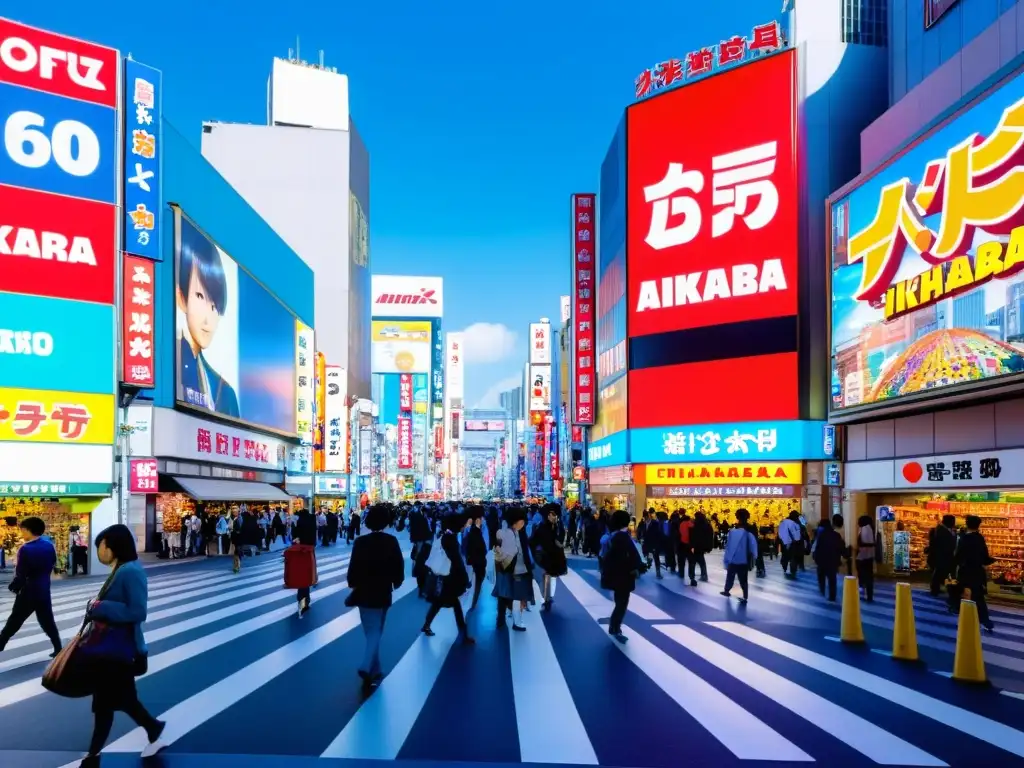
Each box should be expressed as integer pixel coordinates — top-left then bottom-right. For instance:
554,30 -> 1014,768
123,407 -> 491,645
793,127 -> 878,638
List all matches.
421,513 -> 475,644
492,507 -> 535,631
530,503 -> 567,610
81,524 -> 165,765
292,506 -> 318,616
347,504 -> 405,691
464,505 -> 488,611
600,510 -> 644,642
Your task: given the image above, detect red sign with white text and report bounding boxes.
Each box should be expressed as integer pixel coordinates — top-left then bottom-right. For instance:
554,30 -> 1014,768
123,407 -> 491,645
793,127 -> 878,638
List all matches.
399,373 -> 413,412
129,458 -> 158,493
122,255 -> 155,387
434,423 -> 444,460
397,415 -> 413,470
626,50 -> 798,339
571,193 -> 597,425
0,183 -> 116,304
0,18 -> 119,107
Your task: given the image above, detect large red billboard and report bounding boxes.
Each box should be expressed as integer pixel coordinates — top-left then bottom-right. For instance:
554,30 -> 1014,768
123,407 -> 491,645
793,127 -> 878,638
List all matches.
626,49 -> 798,338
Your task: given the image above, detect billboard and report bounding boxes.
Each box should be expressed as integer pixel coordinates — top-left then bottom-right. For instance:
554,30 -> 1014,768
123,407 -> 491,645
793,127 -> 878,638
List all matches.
295,322 -> 314,444
0,18 -> 119,488
529,365 -> 552,412
571,194 -> 597,424
174,212 -> 298,435
829,66 -> 1024,417
397,415 -> 413,469
431,318 -> 444,410
324,365 -> 347,472
626,50 -> 799,428
446,332 -> 464,400
371,320 -> 431,373
122,58 -> 162,260
465,420 -> 507,431
371,275 -> 443,318
122,256 -> 156,388
529,322 -> 552,364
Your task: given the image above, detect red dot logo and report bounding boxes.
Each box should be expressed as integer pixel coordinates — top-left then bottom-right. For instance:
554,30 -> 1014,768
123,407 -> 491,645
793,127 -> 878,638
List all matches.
902,462 -> 923,484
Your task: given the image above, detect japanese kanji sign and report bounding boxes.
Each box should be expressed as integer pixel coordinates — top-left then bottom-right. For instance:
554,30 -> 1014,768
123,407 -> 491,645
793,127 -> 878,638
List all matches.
121,255 -> 155,387
399,373 -> 413,412
0,387 -> 114,444
323,365 -> 347,473
129,458 -> 158,493
831,73 -> 1024,414
397,415 -> 413,470
630,420 -> 832,463
529,322 -> 551,365
645,462 -> 803,486
122,58 -> 162,260
634,20 -> 787,101
896,449 -> 1024,489
571,193 -> 596,425
295,322 -> 314,445
648,484 -> 799,498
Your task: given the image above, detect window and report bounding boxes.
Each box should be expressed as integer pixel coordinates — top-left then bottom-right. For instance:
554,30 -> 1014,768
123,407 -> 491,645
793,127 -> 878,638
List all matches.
925,0 -> 960,28
842,0 -> 888,47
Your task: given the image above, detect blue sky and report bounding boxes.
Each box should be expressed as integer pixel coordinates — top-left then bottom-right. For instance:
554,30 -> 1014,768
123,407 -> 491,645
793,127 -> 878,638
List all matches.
23,0 -> 784,406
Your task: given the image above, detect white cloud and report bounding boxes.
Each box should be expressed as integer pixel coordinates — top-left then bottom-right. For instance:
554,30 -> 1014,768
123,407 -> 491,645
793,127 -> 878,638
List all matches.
459,322 -> 518,364
474,374 -> 522,409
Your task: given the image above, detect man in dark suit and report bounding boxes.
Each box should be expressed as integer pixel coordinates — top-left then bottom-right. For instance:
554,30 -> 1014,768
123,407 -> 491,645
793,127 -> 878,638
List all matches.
928,514 -> 957,597
0,517 -> 62,656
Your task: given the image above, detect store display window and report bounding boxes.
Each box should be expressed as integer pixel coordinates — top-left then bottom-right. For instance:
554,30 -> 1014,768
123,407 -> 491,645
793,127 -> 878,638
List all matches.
644,496 -> 800,531
0,498 -> 91,573
876,492 -> 1024,594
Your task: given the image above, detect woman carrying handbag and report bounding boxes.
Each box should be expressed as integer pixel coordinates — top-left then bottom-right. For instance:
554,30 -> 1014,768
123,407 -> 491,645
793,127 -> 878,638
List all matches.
44,524 -> 166,766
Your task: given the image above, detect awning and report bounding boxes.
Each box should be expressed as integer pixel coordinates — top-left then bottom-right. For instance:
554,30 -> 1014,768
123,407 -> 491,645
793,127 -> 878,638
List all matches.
169,476 -> 292,502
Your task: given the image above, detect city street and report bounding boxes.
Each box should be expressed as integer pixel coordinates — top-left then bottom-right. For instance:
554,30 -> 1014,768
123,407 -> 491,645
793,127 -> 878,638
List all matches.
1,535 -> 1023,768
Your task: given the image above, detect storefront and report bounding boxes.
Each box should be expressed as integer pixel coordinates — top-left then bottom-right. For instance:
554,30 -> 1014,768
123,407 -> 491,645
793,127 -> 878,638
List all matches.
589,465 -> 637,514
127,405 -> 297,552
845,446 -> 1024,599
314,474 -> 349,513
639,461 -> 806,528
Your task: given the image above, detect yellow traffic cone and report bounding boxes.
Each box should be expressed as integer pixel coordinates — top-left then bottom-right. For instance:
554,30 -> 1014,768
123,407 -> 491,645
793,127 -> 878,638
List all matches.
952,600 -> 986,683
840,575 -> 864,643
892,582 -> 918,661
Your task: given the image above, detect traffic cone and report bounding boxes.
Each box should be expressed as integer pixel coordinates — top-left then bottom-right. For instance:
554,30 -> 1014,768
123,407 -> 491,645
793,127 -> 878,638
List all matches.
952,600 -> 987,683
891,582 -> 918,661
840,575 -> 864,643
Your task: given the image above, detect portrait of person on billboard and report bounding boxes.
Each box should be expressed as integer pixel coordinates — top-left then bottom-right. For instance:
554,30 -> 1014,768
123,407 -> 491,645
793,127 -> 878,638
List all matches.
176,218 -> 240,418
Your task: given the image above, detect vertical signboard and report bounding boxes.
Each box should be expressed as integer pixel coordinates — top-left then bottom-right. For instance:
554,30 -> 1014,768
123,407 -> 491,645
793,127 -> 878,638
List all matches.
529,322 -> 551,364
358,427 -> 371,475
295,322 -> 314,444
122,58 -> 161,260
324,365 -> 347,472
0,18 -> 120,488
399,373 -> 413,411
397,415 -> 413,469
431,318 -> 444,412
128,458 -> 158,493
572,193 -> 597,424
446,332 -> 464,400
121,256 -> 155,387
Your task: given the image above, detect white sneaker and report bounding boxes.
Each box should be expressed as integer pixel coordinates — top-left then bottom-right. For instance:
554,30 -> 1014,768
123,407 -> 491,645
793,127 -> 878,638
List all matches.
141,739 -> 167,758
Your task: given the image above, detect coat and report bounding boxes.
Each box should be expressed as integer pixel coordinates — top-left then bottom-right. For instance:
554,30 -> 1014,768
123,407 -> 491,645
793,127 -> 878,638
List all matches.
464,526 -> 488,570
927,524 -> 956,567
954,532 -> 994,586
813,528 -> 845,571
530,520 -> 567,576
600,530 -> 644,593
89,560 -> 149,655
431,531 -> 470,607
347,531 -> 405,608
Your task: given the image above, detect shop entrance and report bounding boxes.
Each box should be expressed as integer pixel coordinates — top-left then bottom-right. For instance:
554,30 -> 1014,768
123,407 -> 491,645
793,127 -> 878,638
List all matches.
0,497 -> 93,574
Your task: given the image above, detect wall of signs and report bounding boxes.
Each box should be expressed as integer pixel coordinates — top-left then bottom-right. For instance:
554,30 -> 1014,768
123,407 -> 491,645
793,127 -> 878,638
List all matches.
571,193 -> 596,425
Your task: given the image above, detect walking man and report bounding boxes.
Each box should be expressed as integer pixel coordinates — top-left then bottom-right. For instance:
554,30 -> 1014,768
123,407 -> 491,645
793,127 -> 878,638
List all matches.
0,517 -> 63,657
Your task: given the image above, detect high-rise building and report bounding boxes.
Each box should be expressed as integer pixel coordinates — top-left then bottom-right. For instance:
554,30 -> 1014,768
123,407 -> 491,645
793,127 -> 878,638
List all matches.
200,56 -> 371,401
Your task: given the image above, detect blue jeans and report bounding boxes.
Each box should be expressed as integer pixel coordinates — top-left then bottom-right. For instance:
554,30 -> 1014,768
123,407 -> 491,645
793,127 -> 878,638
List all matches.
359,607 -> 388,677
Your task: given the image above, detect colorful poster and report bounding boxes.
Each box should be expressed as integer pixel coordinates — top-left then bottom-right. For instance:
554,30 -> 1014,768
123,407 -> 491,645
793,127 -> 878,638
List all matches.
122,58 -> 162,260
397,415 -> 413,469
830,68 -> 1024,415
371,320 -> 432,373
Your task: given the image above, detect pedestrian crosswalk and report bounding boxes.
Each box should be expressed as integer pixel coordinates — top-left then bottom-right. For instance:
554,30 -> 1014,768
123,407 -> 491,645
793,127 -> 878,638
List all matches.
0,542 -> 1023,767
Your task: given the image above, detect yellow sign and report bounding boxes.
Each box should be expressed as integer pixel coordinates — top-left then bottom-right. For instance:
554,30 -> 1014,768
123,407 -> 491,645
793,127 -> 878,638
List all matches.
371,320 -> 432,343
0,388 -> 115,445
645,462 -> 803,486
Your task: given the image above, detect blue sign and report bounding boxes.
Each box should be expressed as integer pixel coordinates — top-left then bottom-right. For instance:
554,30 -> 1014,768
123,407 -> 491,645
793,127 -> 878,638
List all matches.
630,420 -> 831,463
587,431 -> 628,469
431,319 -> 444,410
0,292 -> 115,394
823,424 -> 836,458
122,59 -> 162,260
0,82 -> 117,203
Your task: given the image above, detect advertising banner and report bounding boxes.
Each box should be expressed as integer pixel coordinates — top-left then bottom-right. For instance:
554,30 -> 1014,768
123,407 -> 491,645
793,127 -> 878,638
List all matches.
295,322 -> 314,444
358,427 -> 371,475
649,484 -> 799,498
371,275 -> 443,318
0,183 -> 117,304
645,462 -> 803,486
830,67 -> 1024,417
571,193 -> 596,424
434,423 -> 444,460
631,420 -> 830,463
0,292 -> 114,394
397,415 -> 413,469
151,406 -> 286,470
121,255 -> 155,388
464,420 -> 506,431
627,51 -> 797,337
587,431 -> 628,468
0,386 -> 114,444
446,332 -> 464,400
529,364 -> 551,412
175,211 -> 298,435
122,58 -> 162,260
399,373 -> 413,411
313,351 -> 326,471
560,295 -> 571,324
129,458 -> 158,493
371,320 -> 431,373
324,365 -> 347,472
895,448 -> 1018,489
451,410 -> 461,441
431,319 -> 444,409
529,322 -> 552,364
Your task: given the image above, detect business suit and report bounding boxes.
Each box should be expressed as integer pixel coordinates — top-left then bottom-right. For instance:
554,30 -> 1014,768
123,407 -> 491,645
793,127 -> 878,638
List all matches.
0,538 -> 62,654
178,336 -> 240,417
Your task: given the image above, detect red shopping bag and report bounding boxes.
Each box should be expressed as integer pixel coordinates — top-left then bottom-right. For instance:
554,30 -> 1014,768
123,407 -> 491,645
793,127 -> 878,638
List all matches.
284,544 -> 318,589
